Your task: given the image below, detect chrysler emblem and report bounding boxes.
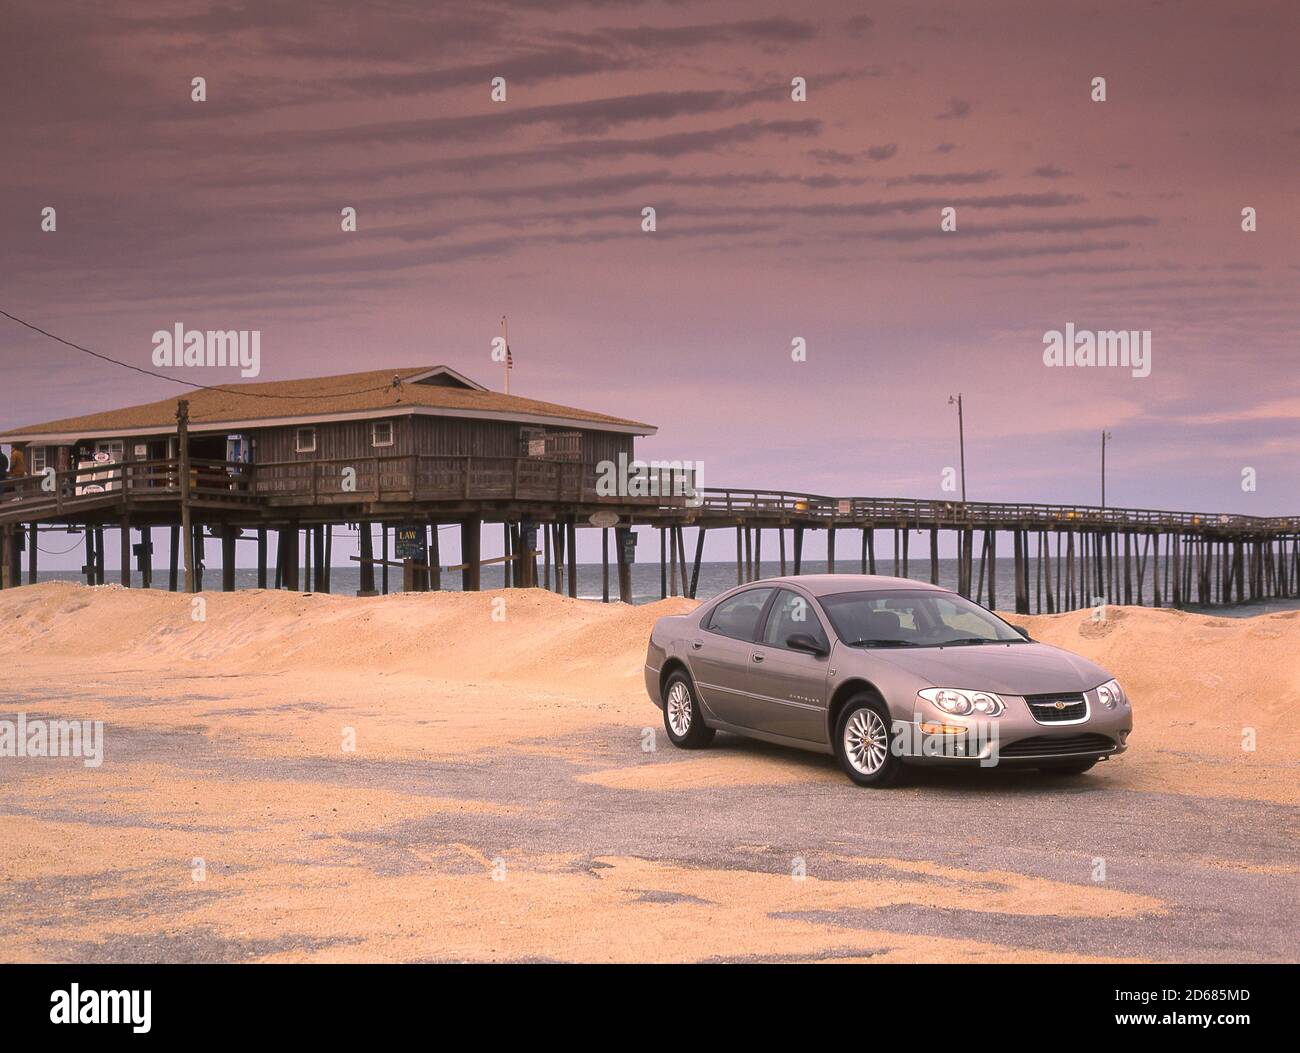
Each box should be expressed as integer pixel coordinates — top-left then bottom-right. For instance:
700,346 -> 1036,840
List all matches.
1054,701 -> 1066,710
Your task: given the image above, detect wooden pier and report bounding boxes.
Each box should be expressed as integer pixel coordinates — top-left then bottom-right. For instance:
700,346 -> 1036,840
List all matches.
1,459 -> 1296,613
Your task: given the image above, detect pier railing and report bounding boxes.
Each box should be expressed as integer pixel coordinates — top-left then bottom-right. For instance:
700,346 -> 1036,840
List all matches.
2,458 -> 1296,534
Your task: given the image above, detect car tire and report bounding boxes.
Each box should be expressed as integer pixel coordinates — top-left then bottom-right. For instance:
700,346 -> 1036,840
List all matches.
662,671 -> 715,749
1038,758 -> 1098,775
834,695 -> 906,787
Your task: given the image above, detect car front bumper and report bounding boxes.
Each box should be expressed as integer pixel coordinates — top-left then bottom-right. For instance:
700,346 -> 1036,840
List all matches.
895,691 -> 1133,768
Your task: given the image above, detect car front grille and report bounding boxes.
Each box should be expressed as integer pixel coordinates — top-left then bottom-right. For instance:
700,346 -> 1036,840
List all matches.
999,733 -> 1115,758
1023,691 -> 1087,723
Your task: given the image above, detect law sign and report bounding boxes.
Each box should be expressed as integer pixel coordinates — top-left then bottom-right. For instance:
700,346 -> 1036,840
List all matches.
395,526 -> 426,560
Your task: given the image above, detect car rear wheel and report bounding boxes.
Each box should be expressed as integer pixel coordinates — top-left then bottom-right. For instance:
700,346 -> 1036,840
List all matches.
834,695 -> 905,787
1038,758 -> 1098,775
662,672 -> 715,749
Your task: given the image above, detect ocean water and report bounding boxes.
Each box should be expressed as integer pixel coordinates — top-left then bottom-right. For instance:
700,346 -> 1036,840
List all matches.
23,559 -> 1297,617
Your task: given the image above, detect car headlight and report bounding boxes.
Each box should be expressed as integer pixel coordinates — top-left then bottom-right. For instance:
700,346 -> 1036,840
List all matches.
1096,679 -> 1125,709
918,688 -> 1005,717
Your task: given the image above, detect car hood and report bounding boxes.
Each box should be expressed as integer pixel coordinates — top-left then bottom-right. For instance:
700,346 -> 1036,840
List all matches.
858,641 -> 1111,695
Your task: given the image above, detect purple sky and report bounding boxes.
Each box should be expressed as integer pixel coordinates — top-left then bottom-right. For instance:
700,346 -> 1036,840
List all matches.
2,0 -> 1298,567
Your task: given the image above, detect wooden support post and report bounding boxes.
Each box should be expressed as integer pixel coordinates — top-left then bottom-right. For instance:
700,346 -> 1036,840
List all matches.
661,527 -> 668,597
754,528 -> 762,580
283,526 -> 300,591
221,524 -> 236,591
670,520 -> 681,595
1013,530 -> 1025,614
429,522 -> 441,591
615,526 -> 633,603
503,523 -> 513,589
169,525 -> 180,591
930,528 -> 939,585
1152,532 -> 1161,608
1043,530 -> 1055,614
827,525 -> 836,573
313,526 -> 327,593
743,527 -> 752,582
324,525 -> 332,593
1123,532 -> 1133,605
120,518 -> 132,588
735,526 -> 743,584
892,528 -> 900,577
779,528 -> 787,576
793,525 -> 804,575
543,523 -> 552,590
690,528 -> 705,599
567,519 -> 577,599
866,527 -> 877,574
27,523 -> 38,585
381,524 -> 389,594
358,524 -> 376,595
256,528 -> 267,589
177,399 -> 194,593
901,527 -> 910,580
601,528 -> 610,602
95,526 -> 106,585
986,531 -> 997,609
461,519 -> 481,592
676,526 -> 689,595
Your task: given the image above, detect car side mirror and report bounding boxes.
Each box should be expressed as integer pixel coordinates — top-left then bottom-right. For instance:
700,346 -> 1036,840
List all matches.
1013,625 -> 1032,640
786,633 -> 828,656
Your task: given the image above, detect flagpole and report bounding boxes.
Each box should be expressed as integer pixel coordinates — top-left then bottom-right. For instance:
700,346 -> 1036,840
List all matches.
501,315 -> 509,394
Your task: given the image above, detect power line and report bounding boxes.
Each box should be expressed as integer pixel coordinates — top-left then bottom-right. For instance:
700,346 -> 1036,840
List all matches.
0,309 -> 399,401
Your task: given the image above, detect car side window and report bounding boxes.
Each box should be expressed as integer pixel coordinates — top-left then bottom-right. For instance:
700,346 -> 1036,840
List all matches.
762,590 -> 830,650
706,588 -> 775,642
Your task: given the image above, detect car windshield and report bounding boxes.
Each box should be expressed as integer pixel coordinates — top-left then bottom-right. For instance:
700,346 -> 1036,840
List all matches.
819,589 -> 1026,648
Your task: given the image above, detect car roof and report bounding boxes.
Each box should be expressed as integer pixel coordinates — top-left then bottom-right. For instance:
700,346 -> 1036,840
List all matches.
746,574 -> 951,598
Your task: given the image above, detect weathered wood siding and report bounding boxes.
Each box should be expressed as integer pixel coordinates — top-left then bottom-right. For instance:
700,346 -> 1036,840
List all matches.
250,416 -> 632,464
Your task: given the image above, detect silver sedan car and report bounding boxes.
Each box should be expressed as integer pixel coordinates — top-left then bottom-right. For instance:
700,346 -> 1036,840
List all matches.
644,575 -> 1133,786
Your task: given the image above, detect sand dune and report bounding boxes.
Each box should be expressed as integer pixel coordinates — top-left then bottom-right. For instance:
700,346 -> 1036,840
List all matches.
2,582 -> 1296,731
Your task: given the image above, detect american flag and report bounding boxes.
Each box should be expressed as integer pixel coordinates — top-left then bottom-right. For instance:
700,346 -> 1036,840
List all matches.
506,344 -> 512,370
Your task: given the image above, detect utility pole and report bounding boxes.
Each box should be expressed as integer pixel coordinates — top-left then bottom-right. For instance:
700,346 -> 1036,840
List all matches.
177,399 -> 194,593
1101,430 -> 1113,508
948,393 -> 967,502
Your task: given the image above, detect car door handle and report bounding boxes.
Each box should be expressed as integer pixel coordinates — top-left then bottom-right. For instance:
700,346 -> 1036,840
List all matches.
751,652 -> 765,663
690,640 -> 703,650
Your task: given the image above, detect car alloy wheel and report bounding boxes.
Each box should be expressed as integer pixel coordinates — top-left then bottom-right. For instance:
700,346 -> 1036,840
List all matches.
834,696 -> 905,787
662,672 -> 716,749
666,681 -> 692,736
844,707 -> 888,775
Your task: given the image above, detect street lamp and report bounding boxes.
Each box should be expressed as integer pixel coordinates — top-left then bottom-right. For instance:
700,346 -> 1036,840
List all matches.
1101,430 -> 1113,508
948,394 -> 967,503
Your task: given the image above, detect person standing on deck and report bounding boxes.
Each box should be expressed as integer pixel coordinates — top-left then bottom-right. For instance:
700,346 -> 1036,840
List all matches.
0,446 -> 8,496
6,445 -> 25,500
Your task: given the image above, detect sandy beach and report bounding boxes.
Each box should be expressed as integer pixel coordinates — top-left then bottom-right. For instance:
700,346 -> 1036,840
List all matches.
1,583 -> 1296,963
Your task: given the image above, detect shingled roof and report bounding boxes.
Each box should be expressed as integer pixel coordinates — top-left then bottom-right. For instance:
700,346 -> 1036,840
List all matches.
0,366 -> 656,442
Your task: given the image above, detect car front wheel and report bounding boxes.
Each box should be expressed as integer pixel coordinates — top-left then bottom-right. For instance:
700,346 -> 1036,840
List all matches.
662,672 -> 715,749
834,695 -> 905,787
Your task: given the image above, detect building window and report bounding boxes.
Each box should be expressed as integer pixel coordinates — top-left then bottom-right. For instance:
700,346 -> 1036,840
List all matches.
295,427 -> 317,453
371,421 -> 394,448
30,446 -> 48,474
